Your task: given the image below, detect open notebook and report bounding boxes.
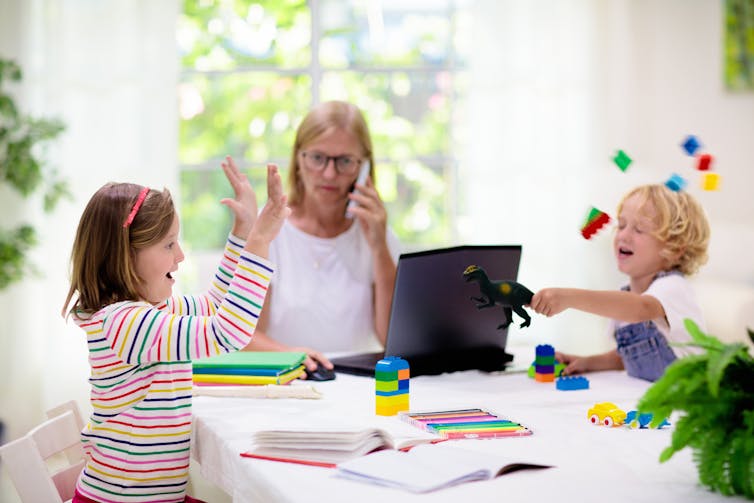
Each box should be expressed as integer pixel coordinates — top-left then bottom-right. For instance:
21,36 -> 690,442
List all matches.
331,245 -> 523,377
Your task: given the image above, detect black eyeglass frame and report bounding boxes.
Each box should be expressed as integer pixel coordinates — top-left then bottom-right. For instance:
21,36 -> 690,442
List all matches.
300,150 -> 362,175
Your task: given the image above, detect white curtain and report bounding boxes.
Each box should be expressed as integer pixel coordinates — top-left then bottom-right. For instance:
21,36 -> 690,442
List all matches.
0,0 -> 179,442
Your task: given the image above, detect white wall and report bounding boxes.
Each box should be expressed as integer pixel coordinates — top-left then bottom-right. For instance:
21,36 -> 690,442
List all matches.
465,0 -> 754,354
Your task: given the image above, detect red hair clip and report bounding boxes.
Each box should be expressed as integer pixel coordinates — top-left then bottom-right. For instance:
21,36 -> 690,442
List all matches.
123,187 -> 150,228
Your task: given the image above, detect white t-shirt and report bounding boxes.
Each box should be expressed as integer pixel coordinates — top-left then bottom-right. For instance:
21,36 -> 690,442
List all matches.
608,273 -> 705,357
266,220 -> 401,353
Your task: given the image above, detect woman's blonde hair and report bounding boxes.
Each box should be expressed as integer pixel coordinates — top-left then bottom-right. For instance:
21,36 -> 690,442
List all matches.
617,184 -> 710,275
62,183 -> 175,317
287,101 -> 375,206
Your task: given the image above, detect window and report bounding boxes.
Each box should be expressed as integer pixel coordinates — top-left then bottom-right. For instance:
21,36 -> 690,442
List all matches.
177,0 -> 470,257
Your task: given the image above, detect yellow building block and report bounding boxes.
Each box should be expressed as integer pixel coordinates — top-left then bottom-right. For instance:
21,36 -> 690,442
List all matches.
701,172 -> 720,191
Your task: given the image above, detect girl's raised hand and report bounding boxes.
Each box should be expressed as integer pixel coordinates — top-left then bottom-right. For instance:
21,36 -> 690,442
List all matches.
220,156 -> 258,239
246,164 -> 290,252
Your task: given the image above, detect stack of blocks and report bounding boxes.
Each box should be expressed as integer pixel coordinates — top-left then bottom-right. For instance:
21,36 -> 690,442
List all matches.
375,356 -> 410,416
534,344 -> 555,382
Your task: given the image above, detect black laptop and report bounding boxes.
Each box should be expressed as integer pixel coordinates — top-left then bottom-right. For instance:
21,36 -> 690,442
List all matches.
331,245 -> 523,377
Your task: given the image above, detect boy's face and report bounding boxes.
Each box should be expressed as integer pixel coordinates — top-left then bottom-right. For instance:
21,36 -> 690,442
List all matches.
133,214 -> 184,304
614,195 -> 668,286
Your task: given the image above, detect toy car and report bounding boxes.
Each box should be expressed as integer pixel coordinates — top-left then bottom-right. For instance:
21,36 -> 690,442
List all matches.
587,402 -> 626,427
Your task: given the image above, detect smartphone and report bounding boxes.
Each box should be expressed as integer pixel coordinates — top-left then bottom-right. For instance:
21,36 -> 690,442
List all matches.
345,160 -> 370,218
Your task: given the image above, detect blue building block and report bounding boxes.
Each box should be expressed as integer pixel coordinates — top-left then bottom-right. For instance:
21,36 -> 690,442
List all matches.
556,375 -> 589,391
625,410 -> 670,429
681,135 -> 701,156
664,173 -> 687,192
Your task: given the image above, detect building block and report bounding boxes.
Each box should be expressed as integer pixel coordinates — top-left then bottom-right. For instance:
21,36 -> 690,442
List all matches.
626,410 -> 670,429
375,356 -> 409,416
556,375 -> 589,391
612,149 -> 633,171
664,173 -> 687,192
534,345 -> 556,382
528,361 -> 565,378
581,207 -> 611,239
696,153 -> 713,171
681,135 -> 701,156
701,172 -> 720,191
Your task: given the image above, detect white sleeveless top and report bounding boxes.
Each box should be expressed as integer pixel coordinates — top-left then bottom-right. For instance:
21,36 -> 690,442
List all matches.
266,220 -> 401,353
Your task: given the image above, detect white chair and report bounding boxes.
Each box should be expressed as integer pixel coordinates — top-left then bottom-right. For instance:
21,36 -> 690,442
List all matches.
0,410 -> 85,503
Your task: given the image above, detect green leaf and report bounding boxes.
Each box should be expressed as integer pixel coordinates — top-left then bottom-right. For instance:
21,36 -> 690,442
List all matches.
706,343 -> 746,397
684,318 -> 724,351
0,57 -> 68,291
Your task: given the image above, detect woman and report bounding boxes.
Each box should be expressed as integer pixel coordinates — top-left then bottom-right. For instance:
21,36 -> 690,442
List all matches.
242,101 -> 400,371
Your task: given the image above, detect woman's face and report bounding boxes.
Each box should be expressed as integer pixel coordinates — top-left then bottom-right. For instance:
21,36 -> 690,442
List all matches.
297,128 -> 365,210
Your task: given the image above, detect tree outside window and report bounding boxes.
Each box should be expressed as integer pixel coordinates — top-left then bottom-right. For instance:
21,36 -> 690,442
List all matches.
177,0 -> 469,259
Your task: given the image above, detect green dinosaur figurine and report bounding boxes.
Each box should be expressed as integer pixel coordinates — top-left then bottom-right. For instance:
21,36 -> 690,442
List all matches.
463,264 -> 534,329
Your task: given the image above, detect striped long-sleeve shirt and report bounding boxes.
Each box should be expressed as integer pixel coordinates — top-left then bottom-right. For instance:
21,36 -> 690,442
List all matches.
74,236 -> 272,503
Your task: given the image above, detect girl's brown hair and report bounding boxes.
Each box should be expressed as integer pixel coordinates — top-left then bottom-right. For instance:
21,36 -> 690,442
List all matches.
62,183 -> 175,317
287,101 -> 375,206
617,184 -> 710,275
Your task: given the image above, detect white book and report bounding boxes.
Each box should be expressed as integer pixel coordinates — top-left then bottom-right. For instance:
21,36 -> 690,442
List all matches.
244,419 -> 441,466
337,442 -> 552,493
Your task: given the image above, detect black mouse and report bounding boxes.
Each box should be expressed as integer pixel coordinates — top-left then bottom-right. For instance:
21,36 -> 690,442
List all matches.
304,364 -> 336,381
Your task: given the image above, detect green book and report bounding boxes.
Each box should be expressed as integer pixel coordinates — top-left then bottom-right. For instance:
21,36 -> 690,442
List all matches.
193,351 -> 306,371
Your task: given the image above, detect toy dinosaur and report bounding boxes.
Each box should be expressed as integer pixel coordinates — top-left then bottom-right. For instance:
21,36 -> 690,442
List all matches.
463,264 -> 534,329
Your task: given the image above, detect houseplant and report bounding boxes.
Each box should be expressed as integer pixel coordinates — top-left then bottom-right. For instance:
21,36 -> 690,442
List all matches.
637,319 -> 754,499
0,57 -> 67,290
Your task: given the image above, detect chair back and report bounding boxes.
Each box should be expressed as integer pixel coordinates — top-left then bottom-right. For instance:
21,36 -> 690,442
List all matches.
0,410 -> 85,503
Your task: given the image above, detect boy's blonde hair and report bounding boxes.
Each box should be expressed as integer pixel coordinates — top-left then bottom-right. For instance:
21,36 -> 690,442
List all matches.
287,101 -> 375,206
617,184 -> 710,275
62,183 -> 175,317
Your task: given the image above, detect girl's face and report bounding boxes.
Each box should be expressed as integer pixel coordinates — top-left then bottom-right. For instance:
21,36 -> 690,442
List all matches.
614,195 -> 668,287
133,214 -> 184,304
297,128 -> 365,209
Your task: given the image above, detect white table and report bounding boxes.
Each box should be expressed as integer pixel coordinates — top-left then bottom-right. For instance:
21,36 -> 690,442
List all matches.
191,368 -> 740,503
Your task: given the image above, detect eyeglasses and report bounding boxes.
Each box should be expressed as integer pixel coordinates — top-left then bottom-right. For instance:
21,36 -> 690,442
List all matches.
300,151 -> 361,175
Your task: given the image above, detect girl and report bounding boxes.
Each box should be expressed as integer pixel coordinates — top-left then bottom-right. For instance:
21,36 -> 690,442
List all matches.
529,184 -> 710,381
62,161 -> 289,503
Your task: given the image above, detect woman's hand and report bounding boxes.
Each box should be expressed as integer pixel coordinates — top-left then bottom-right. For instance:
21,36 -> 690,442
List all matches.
347,176 -> 389,251
220,156 -> 258,239
290,346 -> 333,373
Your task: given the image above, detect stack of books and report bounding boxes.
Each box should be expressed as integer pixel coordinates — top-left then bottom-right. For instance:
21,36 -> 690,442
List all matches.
192,351 -> 306,386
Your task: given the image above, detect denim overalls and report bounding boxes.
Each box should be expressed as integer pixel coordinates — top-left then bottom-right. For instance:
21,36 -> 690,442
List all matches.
614,271 -> 679,382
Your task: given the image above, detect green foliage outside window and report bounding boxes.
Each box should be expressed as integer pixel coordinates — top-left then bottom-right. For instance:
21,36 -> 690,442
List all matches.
0,58 -> 68,291
724,0 -> 754,91
178,0 -> 468,251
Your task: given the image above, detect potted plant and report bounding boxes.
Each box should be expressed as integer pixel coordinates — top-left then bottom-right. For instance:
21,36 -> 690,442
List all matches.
0,57 -> 68,290
637,319 -> 754,499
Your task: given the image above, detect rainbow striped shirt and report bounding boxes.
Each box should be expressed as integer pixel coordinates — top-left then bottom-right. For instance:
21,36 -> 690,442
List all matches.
73,237 -> 272,502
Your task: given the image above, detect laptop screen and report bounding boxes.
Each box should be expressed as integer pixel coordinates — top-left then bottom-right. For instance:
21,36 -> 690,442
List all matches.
332,245 -> 523,376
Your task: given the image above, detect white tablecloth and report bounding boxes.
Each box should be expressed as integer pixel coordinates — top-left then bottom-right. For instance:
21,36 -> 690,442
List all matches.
191,368 -> 740,503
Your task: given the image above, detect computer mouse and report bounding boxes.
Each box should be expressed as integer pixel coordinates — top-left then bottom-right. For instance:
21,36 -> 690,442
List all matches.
304,364 -> 336,381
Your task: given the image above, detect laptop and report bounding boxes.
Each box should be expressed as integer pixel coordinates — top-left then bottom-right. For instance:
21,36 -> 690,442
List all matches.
331,245 -> 523,377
